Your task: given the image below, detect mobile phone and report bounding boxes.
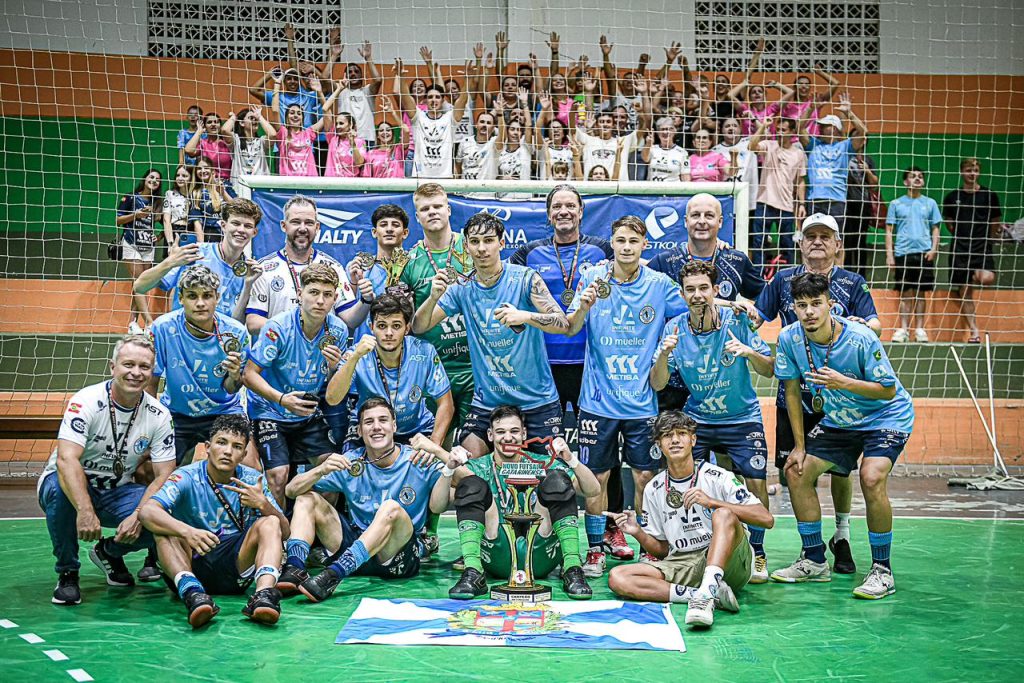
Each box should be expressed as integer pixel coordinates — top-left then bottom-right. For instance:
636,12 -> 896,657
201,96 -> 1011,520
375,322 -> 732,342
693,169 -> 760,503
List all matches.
300,392 -> 319,403
178,233 -> 198,247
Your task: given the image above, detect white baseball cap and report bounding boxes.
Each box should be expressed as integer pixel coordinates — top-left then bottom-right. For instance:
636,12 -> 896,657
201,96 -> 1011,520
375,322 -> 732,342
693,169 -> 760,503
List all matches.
795,212 -> 841,243
815,114 -> 843,130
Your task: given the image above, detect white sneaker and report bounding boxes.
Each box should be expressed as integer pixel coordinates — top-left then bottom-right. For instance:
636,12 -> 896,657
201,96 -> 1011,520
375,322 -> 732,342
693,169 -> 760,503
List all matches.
714,582 -> 740,613
582,547 -> 606,578
127,320 -> 146,335
749,554 -> 769,584
914,328 -> 929,342
684,592 -> 715,627
852,563 -> 895,600
770,555 -> 832,583
891,328 -> 909,343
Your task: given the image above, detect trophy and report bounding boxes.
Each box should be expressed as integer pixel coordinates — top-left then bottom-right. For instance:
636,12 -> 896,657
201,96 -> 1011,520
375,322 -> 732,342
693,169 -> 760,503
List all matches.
382,247 -> 410,287
489,440 -> 558,603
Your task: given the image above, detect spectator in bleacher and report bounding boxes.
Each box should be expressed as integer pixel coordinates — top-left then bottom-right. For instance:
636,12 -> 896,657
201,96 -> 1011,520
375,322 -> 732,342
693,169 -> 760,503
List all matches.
944,158 -> 1003,343
544,34 -> 576,127
642,116 -> 690,182
362,99 -> 409,179
749,117 -> 807,271
782,68 -> 841,139
177,104 -> 203,166
885,167 -> 942,343
397,58 -> 470,179
575,71 -> 645,181
249,25 -> 323,128
117,169 -> 163,334
333,40 -> 383,145
456,110 -> 498,181
537,94 -> 574,180
184,112 -> 233,183
689,128 -> 737,183
842,151 -> 881,277
323,104 -> 367,178
189,158 -> 236,242
713,74 -> 735,121
599,35 -> 642,131
714,116 -> 759,201
266,73 -> 341,177
494,93 -> 533,181
221,107 -> 272,186
162,164 -> 195,247
729,80 -> 794,137
797,92 -> 868,234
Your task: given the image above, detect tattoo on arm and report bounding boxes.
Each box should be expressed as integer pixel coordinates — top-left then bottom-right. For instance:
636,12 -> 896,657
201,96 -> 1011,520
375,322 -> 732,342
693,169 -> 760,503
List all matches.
529,273 -> 569,329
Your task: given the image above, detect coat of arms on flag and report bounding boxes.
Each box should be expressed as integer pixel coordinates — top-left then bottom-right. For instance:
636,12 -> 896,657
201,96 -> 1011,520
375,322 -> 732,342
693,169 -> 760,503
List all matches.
335,598 -> 686,652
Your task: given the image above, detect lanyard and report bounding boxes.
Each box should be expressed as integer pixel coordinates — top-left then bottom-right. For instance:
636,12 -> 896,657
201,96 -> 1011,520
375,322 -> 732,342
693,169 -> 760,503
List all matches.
491,455 -> 513,511
553,239 -> 582,292
107,383 -> 141,480
204,465 -> 246,533
665,461 -> 702,509
683,243 -> 719,270
802,315 -> 837,411
373,344 -> 404,407
299,310 -> 330,346
281,250 -> 313,297
687,304 -> 720,336
424,235 -> 455,274
608,262 -> 641,288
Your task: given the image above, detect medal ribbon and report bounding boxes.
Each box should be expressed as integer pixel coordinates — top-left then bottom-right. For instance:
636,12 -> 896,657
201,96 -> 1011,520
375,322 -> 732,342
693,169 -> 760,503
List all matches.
424,235 -> 455,274
802,315 -> 837,409
553,238 -> 582,293
205,465 -> 246,533
373,343 -> 404,408
666,461 -> 702,508
107,383 -> 142,481
281,249 -> 314,299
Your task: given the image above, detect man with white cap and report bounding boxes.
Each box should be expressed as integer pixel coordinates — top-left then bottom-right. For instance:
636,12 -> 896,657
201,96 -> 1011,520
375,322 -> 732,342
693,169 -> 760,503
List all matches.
796,92 -> 867,237
750,212 -> 880,576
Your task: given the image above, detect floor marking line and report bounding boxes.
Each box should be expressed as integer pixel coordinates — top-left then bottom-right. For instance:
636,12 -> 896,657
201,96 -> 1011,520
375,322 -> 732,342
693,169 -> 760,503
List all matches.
20,633 -> 44,644
44,649 -> 69,662
0,619 -> 18,628
67,669 -> 94,682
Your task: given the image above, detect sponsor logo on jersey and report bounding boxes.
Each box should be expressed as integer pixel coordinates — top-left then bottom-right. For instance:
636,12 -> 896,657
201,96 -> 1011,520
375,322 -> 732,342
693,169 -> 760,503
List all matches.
70,417 -> 86,434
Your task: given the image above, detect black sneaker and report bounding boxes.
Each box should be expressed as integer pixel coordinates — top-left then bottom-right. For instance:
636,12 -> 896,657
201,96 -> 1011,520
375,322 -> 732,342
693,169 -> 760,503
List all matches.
562,565 -> 593,600
52,570 -> 81,605
184,590 -> 219,629
829,536 -> 857,575
276,564 -> 309,595
242,587 -> 282,625
448,567 -> 488,600
307,546 -> 330,569
298,568 -> 342,603
137,550 -> 161,583
89,539 -> 135,587
451,556 -> 466,572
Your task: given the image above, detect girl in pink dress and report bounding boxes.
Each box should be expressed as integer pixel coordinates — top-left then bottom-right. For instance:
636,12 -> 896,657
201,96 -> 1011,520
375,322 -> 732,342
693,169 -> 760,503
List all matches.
183,112 -> 233,181
362,98 -> 408,178
324,110 -> 366,178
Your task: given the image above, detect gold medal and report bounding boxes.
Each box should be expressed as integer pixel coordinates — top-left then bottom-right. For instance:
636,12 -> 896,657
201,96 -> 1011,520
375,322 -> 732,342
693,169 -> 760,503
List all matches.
595,278 -> 612,299
232,260 -> 249,277
349,460 -> 365,477
113,459 -> 125,479
812,394 -> 825,414
354,252 -> 376,270
221,334 -> 242,355
318,334 -> 338,351
666,488 -> 685,509
560,289 -> 575,307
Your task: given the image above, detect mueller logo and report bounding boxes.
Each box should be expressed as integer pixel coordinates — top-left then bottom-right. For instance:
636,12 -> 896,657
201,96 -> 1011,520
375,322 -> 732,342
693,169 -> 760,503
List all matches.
644,206 -> 679,240
605,355 -> 640,376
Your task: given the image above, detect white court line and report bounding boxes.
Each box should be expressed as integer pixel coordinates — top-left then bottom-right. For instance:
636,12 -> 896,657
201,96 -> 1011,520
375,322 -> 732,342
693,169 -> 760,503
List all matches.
67,670 -> 94,682
20,633 -> 44,644
43,650 -> 69,662
772,513 -> 1024,522
0,619 -> 18,628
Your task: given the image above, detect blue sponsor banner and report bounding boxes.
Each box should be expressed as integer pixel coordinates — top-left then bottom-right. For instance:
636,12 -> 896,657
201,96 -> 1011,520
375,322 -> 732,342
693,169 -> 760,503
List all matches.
250,189 -> 735,264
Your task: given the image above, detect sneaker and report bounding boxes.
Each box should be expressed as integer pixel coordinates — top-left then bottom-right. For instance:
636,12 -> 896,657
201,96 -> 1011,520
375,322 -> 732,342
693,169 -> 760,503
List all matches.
127,320 -> 146,335
184,590 -> 219,629
276,564 -> 309,595
639,551 -> 659,563
828,536 -> 857,575
582,547 -> 606,578
298,568 -> 342,603
307,546 -> 329,569
137,551 -> 161,583
422,532 -> 440,558
891,328 -> 909,343
89,539 -> 135,587
448,567 -> 488,600
451,555 -> 466,572
561,566 -> 593,600
715,582 -> 740,613
852,563 -> 895,600
684,592 -> 715,628
52,571 -> 81,605
749,554 -> 769,584
770,555 -> 832,583
242,587 -> 282,624
914,328 -> 929,343
604,527 -> 635,561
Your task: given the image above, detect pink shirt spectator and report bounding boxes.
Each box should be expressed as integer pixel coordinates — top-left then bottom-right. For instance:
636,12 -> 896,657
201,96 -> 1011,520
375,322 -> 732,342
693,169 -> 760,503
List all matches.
198,137 -> 232,180
276,127 -> 318,177
325,131 -> 366,178
362,146 -> 407,178
688,151 -> 730,182
783,100 -> 821,137
756,139 -> 807,213
737,101 -> 782,137
554,98 -> 574,126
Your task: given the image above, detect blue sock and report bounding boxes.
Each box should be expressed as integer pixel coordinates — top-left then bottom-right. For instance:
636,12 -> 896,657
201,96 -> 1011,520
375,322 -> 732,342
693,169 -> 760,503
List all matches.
747,525 -> 766,557
174,571 -> 204,600
286,539 -> 311,570
328,540 -> 370,579
797,521 -> 826,563
868,531 -> 893,568
584,514 -> 606,548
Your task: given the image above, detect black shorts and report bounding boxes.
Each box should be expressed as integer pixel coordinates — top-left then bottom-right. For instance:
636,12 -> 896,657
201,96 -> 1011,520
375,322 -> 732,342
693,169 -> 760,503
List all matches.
171,412 -> 242,466
950,252 -> 995,287
253,415 -> 336,470
461,400 -> 563,450
894,253 -> 935,292
191,531 -> 252,595
328,512 -> 422,579
775,405 -> 843,474
806,424 -> 911,476
551,363 -> 584,413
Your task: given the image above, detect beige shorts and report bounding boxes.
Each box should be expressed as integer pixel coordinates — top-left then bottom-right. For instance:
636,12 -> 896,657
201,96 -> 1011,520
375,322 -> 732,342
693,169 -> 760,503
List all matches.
645,531 -> 752,592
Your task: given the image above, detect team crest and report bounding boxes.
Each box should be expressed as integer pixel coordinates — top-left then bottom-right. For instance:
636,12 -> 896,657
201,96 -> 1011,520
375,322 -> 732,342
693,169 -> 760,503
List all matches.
721,351 -> 736,367
649,444 -> 663,460
213,363 -> 228,378
831,303 -> 844,315
447,603 -> 565,637
399,486 -> 416,505
133,437 -> 150,454
409,385 -> 423,402
639,305 -> 656,325
750,454 -> 767,471
718,279 -> 733,298
271,276 -> 286,292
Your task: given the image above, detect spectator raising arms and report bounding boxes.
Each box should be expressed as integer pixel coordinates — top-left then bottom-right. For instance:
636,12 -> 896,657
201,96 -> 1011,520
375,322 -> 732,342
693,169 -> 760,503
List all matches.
396,58 -> 470,179
783,67 -> 841,138
494,90 -> 533,181
322,84 -> 366,178
362,98 -> 409,179
264,72 -> 340,177
117,169 -> 164,332
184,112 -> 233,183
221,106 -> 272,185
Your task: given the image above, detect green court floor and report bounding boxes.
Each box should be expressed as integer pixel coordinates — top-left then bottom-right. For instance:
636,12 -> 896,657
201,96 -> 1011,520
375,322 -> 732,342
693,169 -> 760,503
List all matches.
1,516 -> 1022,682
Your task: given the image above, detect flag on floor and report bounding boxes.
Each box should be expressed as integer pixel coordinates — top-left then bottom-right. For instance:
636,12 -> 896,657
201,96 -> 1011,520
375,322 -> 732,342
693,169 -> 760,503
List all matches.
335,598 -> 686,652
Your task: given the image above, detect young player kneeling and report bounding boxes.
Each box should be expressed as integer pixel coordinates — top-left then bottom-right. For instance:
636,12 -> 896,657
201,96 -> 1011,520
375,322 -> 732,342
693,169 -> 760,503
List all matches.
140,415 -> 290,628
608,411 -> 774,628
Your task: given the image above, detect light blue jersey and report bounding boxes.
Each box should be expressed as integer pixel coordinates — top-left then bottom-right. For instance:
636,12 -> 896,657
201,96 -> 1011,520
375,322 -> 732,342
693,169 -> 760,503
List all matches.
152,462 -> 283,538
569,264 -> 688,419
151,309 -> 250,417
352,262 -> 389,341
248,309 -> 348,422
805,137 -> 854,202
664,308 -> 769,425
313,445 -> 442,532
775,317 -> 915,433
352,336 -> 451,436
159,242 -> 248,317
437,263 -> 558,410
887,194 -> 942,257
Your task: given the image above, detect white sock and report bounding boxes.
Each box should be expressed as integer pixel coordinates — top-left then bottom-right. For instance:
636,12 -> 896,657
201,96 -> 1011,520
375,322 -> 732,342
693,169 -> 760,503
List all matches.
669,584 -> 697,603
698,565 -> 724,597
835,513 -> 851,542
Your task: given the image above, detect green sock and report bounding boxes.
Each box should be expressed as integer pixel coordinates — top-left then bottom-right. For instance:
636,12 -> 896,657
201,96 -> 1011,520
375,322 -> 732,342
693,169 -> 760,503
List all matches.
458,519 -> 484,572
553,516 -> 582,570
426,511 -> 440,535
